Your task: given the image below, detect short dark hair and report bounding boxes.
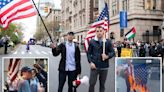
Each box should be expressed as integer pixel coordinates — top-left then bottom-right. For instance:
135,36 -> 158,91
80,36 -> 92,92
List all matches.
21,66 -> 32,76
67,32 -> 74,35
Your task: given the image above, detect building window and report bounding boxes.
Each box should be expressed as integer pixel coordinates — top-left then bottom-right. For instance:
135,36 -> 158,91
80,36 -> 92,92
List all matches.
80,0 -> 82,10
145,0 -> 156,10
152,0 -> 156,9
74,19 -> 76,28
162,0 -> 164,10
112,0 -> 119,16
83,14 -> 86,25
122,0 -> 128,11
94,0 -> 98,8
112,4 -> 116,16
83,0 -> 86,9
153,26 -> 158,34
80,15 -> 82,26
77,35 -> 79,42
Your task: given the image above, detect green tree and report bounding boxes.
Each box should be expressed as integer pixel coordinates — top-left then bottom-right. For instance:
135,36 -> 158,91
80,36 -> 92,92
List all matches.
0,23 -> 23,44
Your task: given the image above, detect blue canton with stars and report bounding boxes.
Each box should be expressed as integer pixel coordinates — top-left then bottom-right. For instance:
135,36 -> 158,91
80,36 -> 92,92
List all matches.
0,0 -> 13,9
96,3 -> 109,22
133,63 -> 148,85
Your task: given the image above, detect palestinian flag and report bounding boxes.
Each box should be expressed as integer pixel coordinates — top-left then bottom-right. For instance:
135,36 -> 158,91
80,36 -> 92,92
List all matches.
125,27 -> 136,40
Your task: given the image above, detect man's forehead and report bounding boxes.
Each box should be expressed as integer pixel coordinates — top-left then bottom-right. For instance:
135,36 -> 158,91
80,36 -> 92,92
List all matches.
96,27 -> 104,30
96,27 -> 103,29
67,34 -> 74,36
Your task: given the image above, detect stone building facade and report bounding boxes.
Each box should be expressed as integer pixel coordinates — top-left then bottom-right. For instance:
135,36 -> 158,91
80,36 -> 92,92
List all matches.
107,0 -> 163,42
61,0 -> 163,43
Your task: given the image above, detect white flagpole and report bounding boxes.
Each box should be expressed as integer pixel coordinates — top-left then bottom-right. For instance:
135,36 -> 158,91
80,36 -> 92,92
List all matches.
99,0 -> 106,61
103,31 -> 106,53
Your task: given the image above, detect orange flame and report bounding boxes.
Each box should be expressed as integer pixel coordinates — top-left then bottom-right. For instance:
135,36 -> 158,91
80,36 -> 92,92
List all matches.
128,75 -> 148,92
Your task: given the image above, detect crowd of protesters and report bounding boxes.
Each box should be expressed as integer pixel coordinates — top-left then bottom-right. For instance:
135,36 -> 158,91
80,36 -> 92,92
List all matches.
114,38 -> 164,63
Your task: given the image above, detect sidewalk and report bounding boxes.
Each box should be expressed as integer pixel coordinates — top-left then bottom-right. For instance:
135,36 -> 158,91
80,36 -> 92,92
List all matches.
0,47 -> 4,54
0,47 -> 13,55
0,44 -> 20,55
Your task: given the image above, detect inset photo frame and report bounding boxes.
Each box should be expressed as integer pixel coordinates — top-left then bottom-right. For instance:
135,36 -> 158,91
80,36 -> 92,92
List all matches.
2,57 -> 49,92
115,57 -> 162,92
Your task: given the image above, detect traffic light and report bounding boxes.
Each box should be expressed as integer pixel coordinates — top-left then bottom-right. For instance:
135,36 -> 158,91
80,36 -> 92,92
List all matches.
44,6 -> 49,13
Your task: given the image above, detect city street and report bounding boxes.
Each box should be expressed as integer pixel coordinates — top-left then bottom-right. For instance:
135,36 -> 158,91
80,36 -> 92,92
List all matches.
0,45 -> 115,92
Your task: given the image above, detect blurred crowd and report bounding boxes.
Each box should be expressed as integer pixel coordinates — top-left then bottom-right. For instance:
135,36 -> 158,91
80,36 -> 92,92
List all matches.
114,39 -> 164,63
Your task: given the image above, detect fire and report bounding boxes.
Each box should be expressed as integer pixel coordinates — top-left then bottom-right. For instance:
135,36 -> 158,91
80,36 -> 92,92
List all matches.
128,75 -> 148,92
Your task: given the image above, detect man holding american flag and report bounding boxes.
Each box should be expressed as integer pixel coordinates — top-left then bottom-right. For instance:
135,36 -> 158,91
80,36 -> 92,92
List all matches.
86,3 -> 115,92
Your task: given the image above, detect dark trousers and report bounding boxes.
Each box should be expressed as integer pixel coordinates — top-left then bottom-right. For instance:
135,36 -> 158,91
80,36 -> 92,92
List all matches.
118,51 -> 121,57
58,71 -> 77,92
89,69 -> 108,92
4,44 -> 7,54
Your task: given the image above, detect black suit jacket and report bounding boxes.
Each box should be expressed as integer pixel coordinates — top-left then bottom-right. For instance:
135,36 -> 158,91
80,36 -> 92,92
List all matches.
52,42 -> 81,75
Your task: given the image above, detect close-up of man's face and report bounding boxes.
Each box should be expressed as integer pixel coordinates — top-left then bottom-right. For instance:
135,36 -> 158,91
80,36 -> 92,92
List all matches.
96,27 -> 104,38
27,71 -> 32,79
23,71 -> 32,80
67,34 -> 74,41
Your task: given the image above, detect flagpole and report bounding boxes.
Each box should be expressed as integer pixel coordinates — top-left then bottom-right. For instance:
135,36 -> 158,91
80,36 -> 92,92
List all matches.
99,0 -> 106,61
31,0 -> 53,42
103,31 -> 106,61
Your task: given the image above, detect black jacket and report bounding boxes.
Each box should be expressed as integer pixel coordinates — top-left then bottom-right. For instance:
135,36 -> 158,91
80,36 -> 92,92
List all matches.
87,39 -> 115,69
52,42 -> 81,74
149,46 -> 157,57
157,44 -> 164,57
36,69 -> 47,88
139,46 -> 146,57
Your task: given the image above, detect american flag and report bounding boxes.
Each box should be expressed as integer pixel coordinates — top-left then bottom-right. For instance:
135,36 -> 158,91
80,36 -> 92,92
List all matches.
133,63 -> 148,86
84,3 -> 109,51
0,0 -> 37,29
8,58 -> 21,82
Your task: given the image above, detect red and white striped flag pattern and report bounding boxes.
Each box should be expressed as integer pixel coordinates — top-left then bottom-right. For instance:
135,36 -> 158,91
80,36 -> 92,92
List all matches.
84,3 -> 109,51
8,58 -> 21,82
0,0 -> 37,29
